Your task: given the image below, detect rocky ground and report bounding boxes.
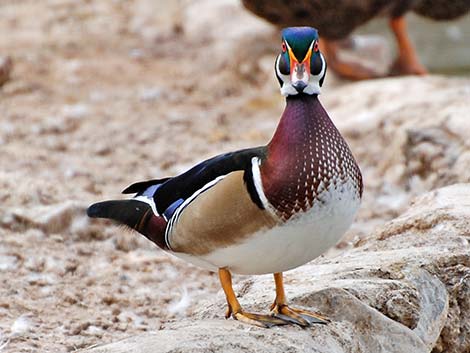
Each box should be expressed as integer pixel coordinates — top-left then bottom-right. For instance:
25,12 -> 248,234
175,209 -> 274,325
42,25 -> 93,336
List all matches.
84,184 -> 470,353
0,1 -> 469,352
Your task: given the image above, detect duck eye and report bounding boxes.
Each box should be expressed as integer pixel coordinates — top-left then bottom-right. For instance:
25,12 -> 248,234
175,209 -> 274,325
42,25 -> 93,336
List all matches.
313,40 -> 319,52
278,54 -> 289,75
282,41 -> 287,53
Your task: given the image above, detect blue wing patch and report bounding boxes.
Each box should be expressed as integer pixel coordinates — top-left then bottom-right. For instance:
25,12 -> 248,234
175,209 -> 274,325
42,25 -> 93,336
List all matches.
163,199 -> 184,220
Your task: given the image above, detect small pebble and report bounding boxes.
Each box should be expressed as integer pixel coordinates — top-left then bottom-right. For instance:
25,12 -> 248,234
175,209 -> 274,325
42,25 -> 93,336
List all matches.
0,56 -> 12,86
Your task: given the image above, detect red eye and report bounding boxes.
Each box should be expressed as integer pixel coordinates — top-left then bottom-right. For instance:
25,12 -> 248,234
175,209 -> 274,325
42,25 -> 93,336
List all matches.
282,41 -> 287,53
313,40 -> 319,52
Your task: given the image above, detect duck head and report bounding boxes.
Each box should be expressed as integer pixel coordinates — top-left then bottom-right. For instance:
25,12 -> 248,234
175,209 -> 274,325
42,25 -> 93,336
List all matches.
275,27 -> 327,96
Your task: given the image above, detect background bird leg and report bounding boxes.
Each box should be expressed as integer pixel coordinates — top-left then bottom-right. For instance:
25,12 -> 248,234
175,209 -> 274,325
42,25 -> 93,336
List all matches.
389,16 -> 428,76
320,39 -> 381,80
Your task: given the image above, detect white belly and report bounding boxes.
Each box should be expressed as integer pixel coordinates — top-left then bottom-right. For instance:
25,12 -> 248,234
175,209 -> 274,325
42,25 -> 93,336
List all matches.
171,180 -> 360,275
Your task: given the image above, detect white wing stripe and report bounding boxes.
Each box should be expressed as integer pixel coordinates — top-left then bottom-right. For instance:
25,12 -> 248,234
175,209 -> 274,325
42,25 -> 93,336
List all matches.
251,157 -> 277,217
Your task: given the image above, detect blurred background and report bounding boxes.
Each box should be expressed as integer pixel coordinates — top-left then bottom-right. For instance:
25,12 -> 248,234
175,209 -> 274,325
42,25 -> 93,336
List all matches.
0,0 -> 469,351
360,15 -> 470,74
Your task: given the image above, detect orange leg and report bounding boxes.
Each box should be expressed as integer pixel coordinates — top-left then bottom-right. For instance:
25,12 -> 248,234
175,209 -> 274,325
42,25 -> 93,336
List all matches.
320,40 -> 381,81
388,16 -> 427,76
270,272 -> 330,326
218,268 -> 288,328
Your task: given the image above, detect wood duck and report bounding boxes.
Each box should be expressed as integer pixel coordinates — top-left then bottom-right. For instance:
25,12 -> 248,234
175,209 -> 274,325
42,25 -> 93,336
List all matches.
88,27 -> 363,328
242,0 -> 470,80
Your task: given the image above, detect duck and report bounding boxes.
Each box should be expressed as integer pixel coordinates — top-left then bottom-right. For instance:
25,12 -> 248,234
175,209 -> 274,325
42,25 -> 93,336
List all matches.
242,0 -> 470,80
87,27 -> 363,328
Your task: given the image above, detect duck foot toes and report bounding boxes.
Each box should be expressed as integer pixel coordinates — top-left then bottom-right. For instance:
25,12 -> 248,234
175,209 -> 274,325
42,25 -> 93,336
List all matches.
292,307 -> 330,325
232,311 -> 290,328
272,313 -> 310,327
297,312 -> 330,325
388,58 -> 428,77
272,305 -> 330,327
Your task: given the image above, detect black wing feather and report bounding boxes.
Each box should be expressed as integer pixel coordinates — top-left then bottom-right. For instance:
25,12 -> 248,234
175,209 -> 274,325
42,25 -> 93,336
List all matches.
154,146 -> 267,214
122,177 -> 171,194
119,146 -> 267,216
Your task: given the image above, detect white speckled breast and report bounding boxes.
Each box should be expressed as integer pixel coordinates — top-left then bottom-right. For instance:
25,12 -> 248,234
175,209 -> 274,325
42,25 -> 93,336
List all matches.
261,94 -> 362,221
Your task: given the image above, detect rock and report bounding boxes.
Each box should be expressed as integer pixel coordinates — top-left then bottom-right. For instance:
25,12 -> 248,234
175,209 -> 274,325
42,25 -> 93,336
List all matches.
10,314 -> 34,337
180,0 -> 276,92
328,77 -> 470,192
0,254 -> 18,271
129,0 -> 183,41
0,56 -> 12,87
5,201 -> 83,233
323,76 -> 470,238
81,184 -> 470,353
1,201 -> 104,240
61,103 -> 90,120
114,232 -> 140,252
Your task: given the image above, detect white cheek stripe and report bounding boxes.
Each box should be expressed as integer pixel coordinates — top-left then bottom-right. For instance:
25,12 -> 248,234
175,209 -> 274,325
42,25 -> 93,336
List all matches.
276,54 -> 298,97
165,174 -> 228,250
304,52 -> 325,95
251,157 -> 277,217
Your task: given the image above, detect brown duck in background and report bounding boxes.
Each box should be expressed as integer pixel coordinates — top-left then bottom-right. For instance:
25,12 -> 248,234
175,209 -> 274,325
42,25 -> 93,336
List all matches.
242,0 -> 470,80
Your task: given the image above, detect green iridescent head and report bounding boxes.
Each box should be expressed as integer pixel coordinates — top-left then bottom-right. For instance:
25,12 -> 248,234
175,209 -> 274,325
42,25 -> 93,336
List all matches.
275,27 -> 327,96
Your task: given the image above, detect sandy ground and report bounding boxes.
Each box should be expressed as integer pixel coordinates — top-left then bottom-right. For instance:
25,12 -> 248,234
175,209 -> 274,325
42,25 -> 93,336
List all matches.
0,1 -> 469,352
0,1 -> 288,351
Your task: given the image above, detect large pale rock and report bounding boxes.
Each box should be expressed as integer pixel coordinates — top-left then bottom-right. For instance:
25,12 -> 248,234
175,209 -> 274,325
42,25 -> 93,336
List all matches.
82,184 -> 470,353
321,76 -> 470,239
333,77 -> 470,192
0,201 -> 106,241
